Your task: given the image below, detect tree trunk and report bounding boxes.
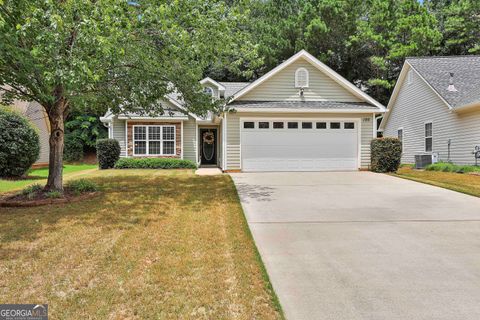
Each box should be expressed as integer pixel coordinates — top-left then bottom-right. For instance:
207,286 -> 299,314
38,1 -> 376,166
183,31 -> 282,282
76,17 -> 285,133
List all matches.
45,96 -> 68,192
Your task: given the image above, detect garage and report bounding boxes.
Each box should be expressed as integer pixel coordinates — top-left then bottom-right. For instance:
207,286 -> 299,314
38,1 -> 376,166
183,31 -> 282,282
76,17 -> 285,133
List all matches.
241,119 -> 359,171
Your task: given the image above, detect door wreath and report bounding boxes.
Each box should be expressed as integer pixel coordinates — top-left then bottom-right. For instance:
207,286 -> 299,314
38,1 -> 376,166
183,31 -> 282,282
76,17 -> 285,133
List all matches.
202,131 -> 215,161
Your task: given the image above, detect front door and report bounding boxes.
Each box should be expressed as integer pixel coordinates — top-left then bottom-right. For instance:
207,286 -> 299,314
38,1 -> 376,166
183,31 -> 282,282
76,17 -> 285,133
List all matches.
200,128 -> 217,165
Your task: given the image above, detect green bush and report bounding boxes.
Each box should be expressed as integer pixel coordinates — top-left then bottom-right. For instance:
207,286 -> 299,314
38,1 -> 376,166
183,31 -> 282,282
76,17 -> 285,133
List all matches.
371,138 -> 402,173
66,179 -> 99,193
426,162 -> 480,174
0,107 -> 40,178
114,157 -> 197,169
96,139 -> 121,169
22,183 -> 43,199
46,190 -> 62,198
64,135 -> 84,162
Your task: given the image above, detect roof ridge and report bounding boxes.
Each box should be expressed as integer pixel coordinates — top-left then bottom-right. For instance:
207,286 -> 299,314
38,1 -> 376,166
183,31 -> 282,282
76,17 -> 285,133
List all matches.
406,55 -> 480,60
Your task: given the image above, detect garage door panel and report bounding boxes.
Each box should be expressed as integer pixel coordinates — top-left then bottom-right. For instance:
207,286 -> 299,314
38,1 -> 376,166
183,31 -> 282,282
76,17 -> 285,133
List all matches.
241,120 -> 359,172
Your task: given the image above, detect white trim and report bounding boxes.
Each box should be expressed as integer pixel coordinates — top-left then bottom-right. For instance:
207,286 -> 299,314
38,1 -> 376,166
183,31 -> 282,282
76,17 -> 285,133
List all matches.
233,107 -> 379,114
200,77 -> 226,91
358,119 -> 362,169
118,116 -> 188,121
181,121 -> 184,159
231,50 -> 385,112
132,124 -> 176,156
397,127 -> 404,152
424,121 -> 433,153
372,113 -> 377,139
125,120 -> 128,157
195,122 -> 199,165
223,112 -> 227,170
295,67 -> 309,88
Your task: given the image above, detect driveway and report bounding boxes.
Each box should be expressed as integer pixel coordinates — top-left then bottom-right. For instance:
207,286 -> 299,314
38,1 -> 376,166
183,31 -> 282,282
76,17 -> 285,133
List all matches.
230,172 -> 480,320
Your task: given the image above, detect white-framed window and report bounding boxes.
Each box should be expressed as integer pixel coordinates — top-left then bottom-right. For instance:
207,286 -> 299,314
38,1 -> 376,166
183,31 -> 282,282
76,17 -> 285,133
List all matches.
203,86 -> 214,97
243,121 -> 255,129
133,125 -> 176,156
397,128 -> 404,151
407,70 -> 413,85
295,67 -> 309,88
425,122 -> 433,152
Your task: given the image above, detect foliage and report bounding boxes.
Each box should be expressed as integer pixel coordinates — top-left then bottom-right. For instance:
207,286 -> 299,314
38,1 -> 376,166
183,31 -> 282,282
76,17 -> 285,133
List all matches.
0,107 -> 40,178
96,139 -> 121,170
65,114 -> 107,148
425,162 -> 480,173
114,158 -> 197,170
22,184 -> 43,198
66,179 -> 98,193
46,190 -> 62,198
63,137 -> 84,162
371,138 -> 402,173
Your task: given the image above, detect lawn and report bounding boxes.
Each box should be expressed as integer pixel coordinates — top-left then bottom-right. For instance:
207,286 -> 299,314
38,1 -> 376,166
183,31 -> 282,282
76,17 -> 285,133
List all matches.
394,166 -> 480,197
0,169 -> 282,319
0,164 -> 97,193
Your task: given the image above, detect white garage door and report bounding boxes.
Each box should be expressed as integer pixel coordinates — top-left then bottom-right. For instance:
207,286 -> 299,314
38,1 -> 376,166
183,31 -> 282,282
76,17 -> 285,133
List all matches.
241,119 -> 359,171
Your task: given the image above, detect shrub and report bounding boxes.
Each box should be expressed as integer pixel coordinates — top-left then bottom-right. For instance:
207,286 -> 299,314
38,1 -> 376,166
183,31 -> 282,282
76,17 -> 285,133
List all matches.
426,162 -> 480,174
66,179 -> 98,193
63,135 -> 84,162
371,138 -> 402,173
114,157 -> 197,169
46,190 -> 62,198
0,107 -> 40,178
96,139 -> 120,169
22,183 -> 43,199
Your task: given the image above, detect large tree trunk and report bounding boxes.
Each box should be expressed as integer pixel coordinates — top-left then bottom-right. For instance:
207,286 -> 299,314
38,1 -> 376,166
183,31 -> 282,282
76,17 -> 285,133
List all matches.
45,95 -> 68,192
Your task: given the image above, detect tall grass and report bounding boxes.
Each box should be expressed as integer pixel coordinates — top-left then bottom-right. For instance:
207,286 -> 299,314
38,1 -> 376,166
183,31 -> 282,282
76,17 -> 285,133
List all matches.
425,162 -> 480,173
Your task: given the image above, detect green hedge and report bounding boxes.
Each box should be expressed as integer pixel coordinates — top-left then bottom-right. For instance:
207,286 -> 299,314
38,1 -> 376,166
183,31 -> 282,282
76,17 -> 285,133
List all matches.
96,139 -> 121,169
371,138 -> 402,173
426,162 -> 480,173
114,157 -> 197,169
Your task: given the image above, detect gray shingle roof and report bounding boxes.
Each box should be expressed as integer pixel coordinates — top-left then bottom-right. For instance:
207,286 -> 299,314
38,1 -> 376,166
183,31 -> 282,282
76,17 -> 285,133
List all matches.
407,55 -> 480,108
228,100 -> 378,110
219,82 -> 250,97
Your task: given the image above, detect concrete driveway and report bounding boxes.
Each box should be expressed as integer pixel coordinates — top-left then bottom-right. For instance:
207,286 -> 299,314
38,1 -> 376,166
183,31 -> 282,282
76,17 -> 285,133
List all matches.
230,172 -> 480,320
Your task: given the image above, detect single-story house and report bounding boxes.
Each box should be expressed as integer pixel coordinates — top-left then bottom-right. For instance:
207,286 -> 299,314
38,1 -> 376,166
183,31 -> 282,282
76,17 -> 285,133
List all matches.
101,50 -> 385,172
379,56 -> 480,165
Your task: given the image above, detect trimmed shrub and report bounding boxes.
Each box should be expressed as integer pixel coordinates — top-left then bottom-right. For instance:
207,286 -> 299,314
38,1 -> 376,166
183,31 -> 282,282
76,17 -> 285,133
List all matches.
114,157 -> 197,169
0,107 -> 40,178
371,138 -> 402,173
64,135 -> 84,162
426,162 -> 480,174
66,179 -> 99,193
96,139 -> 120,169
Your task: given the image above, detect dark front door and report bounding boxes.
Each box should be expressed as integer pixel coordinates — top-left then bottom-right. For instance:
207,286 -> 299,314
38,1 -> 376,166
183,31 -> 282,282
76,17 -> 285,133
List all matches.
200,128 -> 217,165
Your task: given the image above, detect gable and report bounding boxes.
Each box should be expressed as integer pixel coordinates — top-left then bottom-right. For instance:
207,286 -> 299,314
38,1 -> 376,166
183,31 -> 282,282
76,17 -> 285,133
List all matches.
237,57 -> 362,102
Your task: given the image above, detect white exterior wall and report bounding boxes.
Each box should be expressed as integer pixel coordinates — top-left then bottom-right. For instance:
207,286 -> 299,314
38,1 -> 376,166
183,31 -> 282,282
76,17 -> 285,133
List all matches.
182,116 -> 197,162
111,117 -> 127,157
384,69 -> 480,165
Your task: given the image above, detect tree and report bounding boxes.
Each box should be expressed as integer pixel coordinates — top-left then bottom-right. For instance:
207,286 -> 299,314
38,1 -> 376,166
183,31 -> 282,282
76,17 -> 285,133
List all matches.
0,0 -> 257,191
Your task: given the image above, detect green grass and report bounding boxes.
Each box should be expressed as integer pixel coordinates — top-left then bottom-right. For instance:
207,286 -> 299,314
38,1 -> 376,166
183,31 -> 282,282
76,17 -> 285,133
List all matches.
0,169 -> 282,319
394,166 -> 480,198
425,162 -> 480,173
0,164 -> 97,193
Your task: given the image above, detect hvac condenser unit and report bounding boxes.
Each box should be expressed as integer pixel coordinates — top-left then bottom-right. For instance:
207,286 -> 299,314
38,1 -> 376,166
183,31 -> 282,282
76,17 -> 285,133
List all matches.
415,153 -> 439,169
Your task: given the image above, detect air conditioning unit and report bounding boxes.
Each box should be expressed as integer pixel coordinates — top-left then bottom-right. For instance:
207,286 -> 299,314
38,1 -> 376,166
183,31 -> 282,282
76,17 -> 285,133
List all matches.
415,153 -> 439,169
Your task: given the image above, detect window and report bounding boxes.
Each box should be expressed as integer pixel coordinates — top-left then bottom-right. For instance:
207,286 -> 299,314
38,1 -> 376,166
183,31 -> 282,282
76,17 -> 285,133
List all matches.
330,122 -> 341,129
288,122 -> 298,129
344,122 -> 355,129
302,122 -> 313,129
398,128 -> 404,152
273,122 -> 284,129
316,122 -> 327,129
133,125 -> 175,155
295,67 -> 309,88
243,122 -> 254,129
425,122 -> 433,152
407,70 -> 413,85
259,122 -> 270,129
203,86 -> 214,97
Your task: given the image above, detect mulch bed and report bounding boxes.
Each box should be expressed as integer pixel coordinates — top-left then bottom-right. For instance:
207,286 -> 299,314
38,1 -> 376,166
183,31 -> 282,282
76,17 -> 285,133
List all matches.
0,191 -> 99,208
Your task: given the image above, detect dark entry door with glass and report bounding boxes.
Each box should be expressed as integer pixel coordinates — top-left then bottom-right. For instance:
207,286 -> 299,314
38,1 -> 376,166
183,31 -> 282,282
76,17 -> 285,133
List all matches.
200,128 -> 217,165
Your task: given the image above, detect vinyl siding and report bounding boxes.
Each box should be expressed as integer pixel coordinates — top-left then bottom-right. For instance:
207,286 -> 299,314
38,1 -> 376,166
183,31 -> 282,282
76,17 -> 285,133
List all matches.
238,58 -> 363,102
384,69 -> 480,165
183,116 -> 197,162
225,112 -> 374,170
26,102 -> 50,164
111,117 -> 127,157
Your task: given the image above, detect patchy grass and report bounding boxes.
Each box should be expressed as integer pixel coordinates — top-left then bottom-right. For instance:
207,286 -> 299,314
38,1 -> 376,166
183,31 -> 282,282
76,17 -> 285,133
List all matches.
394,166 -> 480,198
0,164 -> 97,193
0,169 -> 282,319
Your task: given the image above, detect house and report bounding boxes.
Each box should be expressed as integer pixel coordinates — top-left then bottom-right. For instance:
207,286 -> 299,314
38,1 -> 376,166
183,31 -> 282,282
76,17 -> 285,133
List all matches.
9,100 -> 50,167
101,50 -> 385,172
379,56 -> 480,165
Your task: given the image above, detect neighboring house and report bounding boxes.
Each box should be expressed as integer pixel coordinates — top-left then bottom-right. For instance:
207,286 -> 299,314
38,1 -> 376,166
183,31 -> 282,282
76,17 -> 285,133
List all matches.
9,100 -> 50,167
101,50 -> 385,172
380,56 -> 480,165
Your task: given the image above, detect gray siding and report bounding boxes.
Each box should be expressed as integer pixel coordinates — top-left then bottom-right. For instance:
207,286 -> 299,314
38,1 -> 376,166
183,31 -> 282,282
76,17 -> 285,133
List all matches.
26,102 -> 50,164
183,116 -> 197,162
238,58 -> 362,102
384,69 -> 480,165
225,112 -> 374,170
111,117 -> 127,157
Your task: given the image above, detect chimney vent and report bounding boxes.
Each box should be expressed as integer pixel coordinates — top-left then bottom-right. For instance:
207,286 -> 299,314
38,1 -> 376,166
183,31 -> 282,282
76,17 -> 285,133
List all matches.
447,72 -> 458,92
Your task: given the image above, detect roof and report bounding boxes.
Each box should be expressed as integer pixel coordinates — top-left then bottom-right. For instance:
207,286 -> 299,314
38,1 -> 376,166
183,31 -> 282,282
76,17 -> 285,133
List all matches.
230,50 -> 385,112
218,82 -> 250,98
229,100 -> 378,111
116,108 -> 188,120
407,55 -> 480,108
